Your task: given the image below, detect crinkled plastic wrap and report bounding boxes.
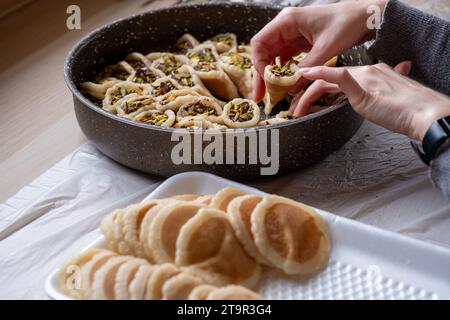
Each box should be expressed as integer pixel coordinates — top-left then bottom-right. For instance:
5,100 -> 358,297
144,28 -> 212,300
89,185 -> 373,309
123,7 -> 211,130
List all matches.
1,122 -> 450,299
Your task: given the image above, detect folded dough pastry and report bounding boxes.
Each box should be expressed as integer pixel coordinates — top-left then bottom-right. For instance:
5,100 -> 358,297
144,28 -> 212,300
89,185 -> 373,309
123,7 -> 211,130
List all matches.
176,96 -> 223,123
147,52 -> 189,75
187,284 -> 218,300
258,117 -> 287,126
170,64 -> 213,97
128,264 -> 156,299
149,76 -> 181,98
208,33 -> 237,53
173,116 -> 226,130
91,255 -> 131,300
125,52 -> 153,70
222,99 -> 261,128
210,187 -> 247,212
133,109 -> 176,127
174,33 -> 200,54
161,273 -> 204,300
235,44 -> 252,55
263,57 -> 302,115
206,285 -> 264,300
155,89 -> 201,111
251,195 -> 330,275
148,202 -> 206,263
103,82 -> 150,113
127,67 -> 165,85
115,95 -> 156,117
219,51 -> 253,99
144,263 -> 180,300
228,195 -> 272,266
187,44 -> 239,100
176,208 -> 261,287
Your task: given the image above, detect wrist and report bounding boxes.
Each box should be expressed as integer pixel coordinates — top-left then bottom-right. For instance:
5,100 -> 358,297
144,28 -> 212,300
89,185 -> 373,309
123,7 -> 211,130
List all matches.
416,101 -> 450,141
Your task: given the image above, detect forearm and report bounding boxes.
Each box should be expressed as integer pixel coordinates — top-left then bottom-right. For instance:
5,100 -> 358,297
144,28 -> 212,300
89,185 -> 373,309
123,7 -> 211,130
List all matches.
368,0 -> 450,96
430,145 -> 450,199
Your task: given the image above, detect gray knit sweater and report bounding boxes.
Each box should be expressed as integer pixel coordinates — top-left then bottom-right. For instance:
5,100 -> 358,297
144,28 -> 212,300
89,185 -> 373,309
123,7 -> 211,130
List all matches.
368,0 -> 450,199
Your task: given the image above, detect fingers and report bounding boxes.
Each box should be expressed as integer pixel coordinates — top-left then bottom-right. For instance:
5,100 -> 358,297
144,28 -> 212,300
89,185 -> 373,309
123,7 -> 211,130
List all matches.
252,68 -> 266,102
393,61 -> 412,76
301,66 -> 365,106
290,80 -> 341,117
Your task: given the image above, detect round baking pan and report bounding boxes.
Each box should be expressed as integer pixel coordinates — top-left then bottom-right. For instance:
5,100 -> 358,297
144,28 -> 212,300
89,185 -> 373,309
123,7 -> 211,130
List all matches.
65,2 -> 374,180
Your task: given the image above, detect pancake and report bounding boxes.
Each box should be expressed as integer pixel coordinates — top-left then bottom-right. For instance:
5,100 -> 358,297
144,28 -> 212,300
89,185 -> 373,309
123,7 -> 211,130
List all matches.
114,258 -> 149,300
144,263 -> 180,300
176,208 -> 261,287
251,195 -> 330,275
128,264 -> 156,300
210,187 -> 246,212
91,256 -> 131,300
79,250 -> 117,299
161,273 -> 204,300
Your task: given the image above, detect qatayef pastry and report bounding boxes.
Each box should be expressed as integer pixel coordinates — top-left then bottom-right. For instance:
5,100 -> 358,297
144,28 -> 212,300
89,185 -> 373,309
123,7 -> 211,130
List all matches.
161,273 -> 204,300
125,52 -> 152,69
235,44 -> 252,55
176,208 -> 261,287
228,195 -> 273,266
91,255 -> 131,300
127,67 -> 165,84
57,248 -> 102,299
115,95 -> 155,117
79,250 -> 117,299
187,44 -> 239,100
211,187 -> 247,212
176,96 -> 223,123
147,52 -> 189,75
251,195 -> 330,275
81,79 -> 120,100
208,33 -> 237,53
103,82 -> 150,113
148,202 -> 206,263
222,99 -> 260,128
219,51 -> 253,99
128,264 -> 156,299
263,57 -> 302,115
258,118 -> 287,126
174,33 -> 200,54
145,263 -> 180,300
276,110 -> 297,120
155,89 -> 201,111
207,285 -> 264,300
170,64 -> 213,97
293,52 -> 338,68
174,117 -> 226,130
149,76 -> 181,97
114,258 -> 149,300
134,109 -> 176,127
188,284 -> 218,300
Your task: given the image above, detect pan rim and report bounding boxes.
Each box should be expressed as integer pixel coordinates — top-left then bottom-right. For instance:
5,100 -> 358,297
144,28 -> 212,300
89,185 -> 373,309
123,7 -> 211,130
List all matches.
64,1 -> 350,134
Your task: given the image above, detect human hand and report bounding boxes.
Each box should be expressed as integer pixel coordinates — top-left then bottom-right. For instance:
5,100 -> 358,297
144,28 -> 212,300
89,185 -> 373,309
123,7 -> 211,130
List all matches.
250,0 -> 387,102
293,62 -> 450,141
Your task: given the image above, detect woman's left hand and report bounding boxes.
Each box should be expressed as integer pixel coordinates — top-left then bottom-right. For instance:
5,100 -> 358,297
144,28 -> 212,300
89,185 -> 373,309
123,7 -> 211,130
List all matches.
290,62 -> 450,140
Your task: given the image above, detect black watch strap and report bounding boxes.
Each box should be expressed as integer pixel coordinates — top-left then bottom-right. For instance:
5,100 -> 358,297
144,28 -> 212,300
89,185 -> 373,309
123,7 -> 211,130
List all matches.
411,116 -> 450,166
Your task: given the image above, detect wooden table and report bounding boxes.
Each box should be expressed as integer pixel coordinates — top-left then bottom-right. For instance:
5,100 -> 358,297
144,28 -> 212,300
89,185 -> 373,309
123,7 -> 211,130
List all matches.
0,0 -> 447,202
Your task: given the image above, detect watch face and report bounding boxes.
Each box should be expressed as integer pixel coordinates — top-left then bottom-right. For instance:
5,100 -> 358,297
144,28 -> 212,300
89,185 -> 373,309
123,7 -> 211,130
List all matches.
419,117 -> 450,165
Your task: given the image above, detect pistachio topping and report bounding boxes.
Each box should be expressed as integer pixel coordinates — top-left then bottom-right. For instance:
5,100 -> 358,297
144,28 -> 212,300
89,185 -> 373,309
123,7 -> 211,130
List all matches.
211,35 -> 234,47
182,101 -> 218,117
228,101 -> 253,122
127,60 -> 146,70
270,59 -> 295,77
152,81 -> 176,97
220,52 -> 252,69
137,112 -> 168,126
110,86 -> 143,104
175,40 -> 193,54
96,65 -> 129,82
171,70 -> 194,87
123,97 -> 153,114
154,55 -> 183,75
188,48 -> 218,72
131,68 -> 159,84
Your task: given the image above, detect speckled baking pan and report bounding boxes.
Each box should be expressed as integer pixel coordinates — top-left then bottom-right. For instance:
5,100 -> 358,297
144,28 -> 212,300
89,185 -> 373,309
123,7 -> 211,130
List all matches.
65,2 -> 374,179
45,172 -> 450,299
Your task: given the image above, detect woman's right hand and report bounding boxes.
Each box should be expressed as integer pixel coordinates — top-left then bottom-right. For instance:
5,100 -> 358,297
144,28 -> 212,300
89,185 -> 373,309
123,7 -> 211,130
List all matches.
251,0 -> 387,101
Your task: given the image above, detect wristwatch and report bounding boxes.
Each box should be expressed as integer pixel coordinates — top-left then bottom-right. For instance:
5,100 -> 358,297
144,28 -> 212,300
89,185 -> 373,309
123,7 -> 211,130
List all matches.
411,116 -> 450,166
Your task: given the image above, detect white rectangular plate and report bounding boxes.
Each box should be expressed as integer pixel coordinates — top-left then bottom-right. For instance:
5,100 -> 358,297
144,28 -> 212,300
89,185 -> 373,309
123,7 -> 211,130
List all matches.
46,172 -> 450,300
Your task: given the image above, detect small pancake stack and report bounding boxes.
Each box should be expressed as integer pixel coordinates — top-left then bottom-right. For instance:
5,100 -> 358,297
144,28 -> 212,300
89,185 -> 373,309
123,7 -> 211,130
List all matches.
58,187 -> 330,300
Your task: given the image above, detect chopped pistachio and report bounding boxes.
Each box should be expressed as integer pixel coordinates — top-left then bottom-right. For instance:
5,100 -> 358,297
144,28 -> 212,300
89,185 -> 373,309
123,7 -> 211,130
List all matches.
228,101 -> 253,122
270,60 -> 295,77
137,112 -> 168,126
220,52 -> 252,69
131,68 -> 159,84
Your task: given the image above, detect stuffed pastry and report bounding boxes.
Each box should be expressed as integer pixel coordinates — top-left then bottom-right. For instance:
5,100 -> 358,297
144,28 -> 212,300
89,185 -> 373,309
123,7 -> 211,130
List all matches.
176,96 -> 223,123
263,57 -> 302,115
81,62 -> 133,100
125,52 -> 152,70
174,116 -> 226,130
174,33 -> 200,54
258,118 -> 287,126
149,77 -> 181,98
170,64 -> 213,97
235,44 -> 252,55
293,52 -> 338,68
103,81 -> 150,113
219,51 -> 253,99
208,33 -> 237,53
133,109 -> 176,127
222,99 -> 260,128
115,95 -> 156,117
147,52 -> 189,75
155,89 -> 201,111
187,44 -> 239,100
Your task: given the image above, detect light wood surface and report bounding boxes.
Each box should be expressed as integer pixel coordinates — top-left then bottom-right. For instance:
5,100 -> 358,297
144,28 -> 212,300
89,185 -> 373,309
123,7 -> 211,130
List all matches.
0,0 -> 447,203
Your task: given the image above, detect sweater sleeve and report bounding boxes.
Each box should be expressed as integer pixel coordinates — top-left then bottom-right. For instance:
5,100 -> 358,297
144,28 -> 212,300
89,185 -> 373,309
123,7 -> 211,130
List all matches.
430,145 -> 450,199
368,0 -> 450,96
